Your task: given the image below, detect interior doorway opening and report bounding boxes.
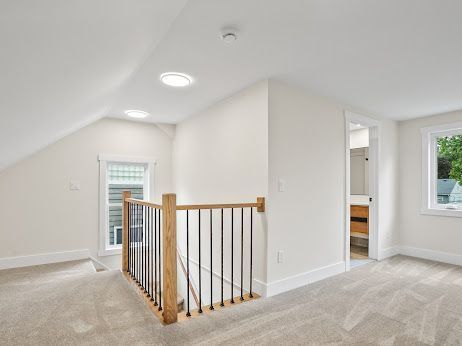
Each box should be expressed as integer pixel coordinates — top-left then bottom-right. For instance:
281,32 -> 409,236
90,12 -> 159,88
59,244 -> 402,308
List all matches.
345,111 -> 380,270
349,125 -> 372,267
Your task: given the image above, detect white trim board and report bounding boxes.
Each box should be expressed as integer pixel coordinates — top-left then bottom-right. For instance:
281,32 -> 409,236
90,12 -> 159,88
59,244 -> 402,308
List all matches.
398,246 -> 462,266
375,245 -> 462,266
420,122 -> 462,218
0,249 -> 91,270
264,261 -> 345,297
378,246 -> 400,260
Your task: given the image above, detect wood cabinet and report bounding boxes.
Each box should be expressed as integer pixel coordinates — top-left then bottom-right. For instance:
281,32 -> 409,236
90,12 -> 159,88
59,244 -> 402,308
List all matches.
350,205 -> 368,236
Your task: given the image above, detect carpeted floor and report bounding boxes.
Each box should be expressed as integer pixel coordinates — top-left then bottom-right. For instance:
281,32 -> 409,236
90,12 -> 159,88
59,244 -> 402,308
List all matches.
1,255 -> 462,345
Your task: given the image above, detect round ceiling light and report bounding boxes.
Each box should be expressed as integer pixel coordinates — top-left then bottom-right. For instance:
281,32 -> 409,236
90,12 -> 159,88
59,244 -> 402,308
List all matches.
160,72 -> 192,87
125,110 -> 149,119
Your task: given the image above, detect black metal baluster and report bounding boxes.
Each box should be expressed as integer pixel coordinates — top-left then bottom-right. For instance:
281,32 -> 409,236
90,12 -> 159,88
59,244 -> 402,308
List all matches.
158,209 -> 162,311
145,206 -> 147,292
154,209 -> 157,305
131,203 -> 134,278
132,203 -> 135,278
150,208 -> 156,301
141,204 -> 143,287
143,205 -> 146,291
138,204 -> 141,286
220,208 -> 224,307
128,202 -> 130,275
230,208 -> 234,304
249,208 -> 254,298
144,205 -> 146,290
135,204 -> 138,282
186,210 -> 191,317
146,207 -> 150,297
209,209 -> 214,310
146,207 -> 149,296
198,210 -> 202,313
240,208 -> 244,301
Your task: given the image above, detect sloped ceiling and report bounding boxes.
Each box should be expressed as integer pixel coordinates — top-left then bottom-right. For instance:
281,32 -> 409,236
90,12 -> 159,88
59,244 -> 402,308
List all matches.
0,0 -> 187,170
2,0 -> 462,170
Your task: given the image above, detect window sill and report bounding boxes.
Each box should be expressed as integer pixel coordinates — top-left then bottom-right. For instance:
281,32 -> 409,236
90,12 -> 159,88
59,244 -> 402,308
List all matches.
421,207 -> 462,218
98,248 -> 122,257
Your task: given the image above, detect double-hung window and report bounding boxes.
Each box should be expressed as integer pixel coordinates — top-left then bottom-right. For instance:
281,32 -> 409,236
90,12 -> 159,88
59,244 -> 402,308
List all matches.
422,122 -> 462,217
99,155 -> 155,256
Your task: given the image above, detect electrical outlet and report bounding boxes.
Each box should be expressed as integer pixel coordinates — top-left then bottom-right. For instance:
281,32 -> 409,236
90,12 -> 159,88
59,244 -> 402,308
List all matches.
277,250 -> 284,263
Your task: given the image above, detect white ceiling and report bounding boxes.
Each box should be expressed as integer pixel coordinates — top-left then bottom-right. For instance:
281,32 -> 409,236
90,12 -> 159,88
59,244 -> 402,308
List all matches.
2,0 -> 462,170
0,0 -> 187,170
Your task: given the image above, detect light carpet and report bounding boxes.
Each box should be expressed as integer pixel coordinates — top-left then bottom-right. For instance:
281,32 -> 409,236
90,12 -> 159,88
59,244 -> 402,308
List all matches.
1,255 -> 462,345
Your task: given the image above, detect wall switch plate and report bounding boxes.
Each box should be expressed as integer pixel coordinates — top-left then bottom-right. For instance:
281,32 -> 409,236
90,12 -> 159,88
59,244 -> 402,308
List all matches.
278,179 -> 286,192
69,180 -> 81,191
277,250 -> 284,263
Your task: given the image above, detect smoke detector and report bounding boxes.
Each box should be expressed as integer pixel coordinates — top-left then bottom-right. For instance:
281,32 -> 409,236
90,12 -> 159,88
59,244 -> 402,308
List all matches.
221,28 -> 238,43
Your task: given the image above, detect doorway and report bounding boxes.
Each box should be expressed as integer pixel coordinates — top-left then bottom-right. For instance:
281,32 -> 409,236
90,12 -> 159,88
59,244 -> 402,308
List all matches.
344,111 -> 380,270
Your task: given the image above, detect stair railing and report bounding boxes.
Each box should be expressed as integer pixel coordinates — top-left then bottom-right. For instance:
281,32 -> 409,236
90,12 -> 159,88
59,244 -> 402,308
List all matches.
122,192 -> 265,325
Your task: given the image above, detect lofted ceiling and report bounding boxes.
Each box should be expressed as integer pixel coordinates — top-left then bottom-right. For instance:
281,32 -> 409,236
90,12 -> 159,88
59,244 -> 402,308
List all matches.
2,0 -> 462,170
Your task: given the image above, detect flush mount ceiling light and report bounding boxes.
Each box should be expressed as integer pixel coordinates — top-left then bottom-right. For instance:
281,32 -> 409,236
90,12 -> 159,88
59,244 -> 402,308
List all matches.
160,72 -> 192,87
125,110 -> 149,119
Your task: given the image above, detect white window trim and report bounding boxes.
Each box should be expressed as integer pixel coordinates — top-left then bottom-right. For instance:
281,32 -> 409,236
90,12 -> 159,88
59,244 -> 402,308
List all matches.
421,122 -> 462,217
98,154 -> 156,256
112,225 -> 123,246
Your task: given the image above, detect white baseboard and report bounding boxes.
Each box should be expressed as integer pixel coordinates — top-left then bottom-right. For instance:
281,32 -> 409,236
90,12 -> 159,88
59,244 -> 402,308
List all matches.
398,246 -> 462,266
253,279 -> 268,297
265,261 -> 345,297
0,249 -> 90,270
378,246 -> 400,260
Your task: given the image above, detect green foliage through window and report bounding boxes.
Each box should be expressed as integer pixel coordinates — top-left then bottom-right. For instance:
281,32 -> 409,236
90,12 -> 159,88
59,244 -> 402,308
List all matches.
438,135 -> 462,185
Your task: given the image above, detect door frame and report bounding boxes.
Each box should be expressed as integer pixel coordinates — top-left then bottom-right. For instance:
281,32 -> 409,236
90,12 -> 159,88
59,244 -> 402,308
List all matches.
344,111 -> 380,270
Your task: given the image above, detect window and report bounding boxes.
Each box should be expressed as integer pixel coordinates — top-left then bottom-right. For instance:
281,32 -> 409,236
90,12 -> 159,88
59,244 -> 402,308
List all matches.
421,122 -> 462,217
99,155 -> 155,256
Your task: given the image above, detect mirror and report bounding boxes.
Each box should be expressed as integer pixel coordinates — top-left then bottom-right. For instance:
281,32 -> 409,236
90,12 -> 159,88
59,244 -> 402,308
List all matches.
350,147 -> 369,195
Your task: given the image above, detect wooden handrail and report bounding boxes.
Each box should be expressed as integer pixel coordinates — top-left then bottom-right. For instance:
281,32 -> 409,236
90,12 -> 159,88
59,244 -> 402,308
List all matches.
125,198 -> 162,209
177,198 -> 265,211
125,198 -> 265,212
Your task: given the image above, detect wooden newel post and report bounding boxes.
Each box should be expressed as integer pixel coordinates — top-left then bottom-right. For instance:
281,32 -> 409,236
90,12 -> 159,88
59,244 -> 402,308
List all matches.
257,197 -> 265,212
122,191 -> 131,272
162,193 -> 178,324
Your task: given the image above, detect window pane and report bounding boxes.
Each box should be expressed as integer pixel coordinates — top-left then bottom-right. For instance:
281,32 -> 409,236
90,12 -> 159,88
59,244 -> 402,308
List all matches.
107,163 -> 146,247
437,135 -> 462,205
109,205 -> 122,245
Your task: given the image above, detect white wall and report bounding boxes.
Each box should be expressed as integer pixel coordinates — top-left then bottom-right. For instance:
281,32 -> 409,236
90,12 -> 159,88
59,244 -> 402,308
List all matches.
0,79 -> 401,298
173,81 -> 269,300
0,118 -> 173,269
266,80 -> 346,290
265,80 -> 400,294
350,128 -> 369,149
399,110 -> 462,260
378,119 -> 400,257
